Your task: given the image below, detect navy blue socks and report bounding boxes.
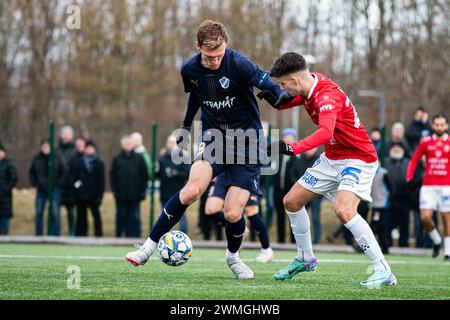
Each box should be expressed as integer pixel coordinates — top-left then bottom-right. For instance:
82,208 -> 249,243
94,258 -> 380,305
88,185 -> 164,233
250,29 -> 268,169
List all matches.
149,192 -> 188,242
225,215 -> 246,253
248,214 -> 270,249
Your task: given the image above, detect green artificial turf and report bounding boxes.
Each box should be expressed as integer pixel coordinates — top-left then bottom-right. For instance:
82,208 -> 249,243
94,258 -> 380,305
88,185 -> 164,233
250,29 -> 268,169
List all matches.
0,244 -> 449,300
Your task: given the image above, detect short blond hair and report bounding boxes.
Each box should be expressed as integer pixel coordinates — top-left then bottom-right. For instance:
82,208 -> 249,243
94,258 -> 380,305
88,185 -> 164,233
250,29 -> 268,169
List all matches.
197,19 -> 228,50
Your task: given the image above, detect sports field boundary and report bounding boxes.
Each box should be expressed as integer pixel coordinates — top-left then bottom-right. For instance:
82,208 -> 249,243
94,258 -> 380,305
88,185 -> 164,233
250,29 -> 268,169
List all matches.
0,236 -> 433,256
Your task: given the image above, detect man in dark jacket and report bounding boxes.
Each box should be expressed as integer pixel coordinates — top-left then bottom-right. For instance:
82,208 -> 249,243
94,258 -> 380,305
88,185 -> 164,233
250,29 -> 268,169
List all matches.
384,143 -> 412,247
405,107 -> 433,152
272,128 -> 304,243
29,139 -> 67,236
73,140 -> 104,237
0,145 -> 18,235
111,135 -> 149,238
158,134 -> 190,233
69,137 -> 86,182
369,128 -> 384,157
57,126 -> 78,236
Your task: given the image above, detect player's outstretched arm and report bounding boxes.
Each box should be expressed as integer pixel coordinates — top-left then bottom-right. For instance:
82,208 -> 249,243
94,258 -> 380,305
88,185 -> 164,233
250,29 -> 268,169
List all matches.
233,51 -> 296,109
280,116 -> 337,156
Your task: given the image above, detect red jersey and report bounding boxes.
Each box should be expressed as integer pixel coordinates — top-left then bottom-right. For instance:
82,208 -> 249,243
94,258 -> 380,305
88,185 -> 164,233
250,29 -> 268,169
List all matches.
406,134 -> 450,186
279,73 -> 378,163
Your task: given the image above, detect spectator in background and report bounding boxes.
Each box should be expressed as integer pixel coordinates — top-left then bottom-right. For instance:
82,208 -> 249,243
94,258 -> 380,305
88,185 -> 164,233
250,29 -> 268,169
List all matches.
111,135 -> 149,238
158,134 -> 190,234
57,125 -> 78,236
370,165 -> 394,254
406,107 -> 433,152
74,137 -> 86,159
29,139 -> 67,236
384,143 -> 411,247
131,132 -> 153,234
0,145 -> 18,235
73,140 -> 104,237
69,137 -> 86,182
386,122 -> 411,158
369,128 -> 384,156
292,147 -> 323,244
131,132 -> 153,181
272,128 -> 303,243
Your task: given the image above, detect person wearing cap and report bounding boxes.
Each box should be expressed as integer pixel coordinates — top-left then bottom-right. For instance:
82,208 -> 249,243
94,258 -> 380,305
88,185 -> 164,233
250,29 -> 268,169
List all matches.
0,145 -> 18,235
72,140 -> 104,237
272,128 -> 303,243
28,139 -> 67,236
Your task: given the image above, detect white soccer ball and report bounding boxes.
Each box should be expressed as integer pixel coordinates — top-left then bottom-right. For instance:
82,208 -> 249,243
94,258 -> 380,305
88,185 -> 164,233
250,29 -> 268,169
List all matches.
157,231 -> 193,266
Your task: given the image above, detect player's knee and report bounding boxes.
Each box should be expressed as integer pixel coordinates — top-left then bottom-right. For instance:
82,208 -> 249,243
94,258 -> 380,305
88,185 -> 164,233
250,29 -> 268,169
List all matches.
204,206 -> 213,215
180,185 -> 203,204
283,193 -> 303,212
334,206 -> 353,224
224,209 -> 242,223
205,204 -> 220,216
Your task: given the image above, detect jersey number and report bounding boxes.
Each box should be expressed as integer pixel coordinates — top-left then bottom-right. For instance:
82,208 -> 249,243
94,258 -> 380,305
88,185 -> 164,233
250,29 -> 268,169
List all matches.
338,87 -> 361,129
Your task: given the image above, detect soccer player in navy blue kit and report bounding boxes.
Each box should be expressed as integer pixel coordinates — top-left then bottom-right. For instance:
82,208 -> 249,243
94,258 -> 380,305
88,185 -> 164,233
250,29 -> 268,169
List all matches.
125,20 -> 287,279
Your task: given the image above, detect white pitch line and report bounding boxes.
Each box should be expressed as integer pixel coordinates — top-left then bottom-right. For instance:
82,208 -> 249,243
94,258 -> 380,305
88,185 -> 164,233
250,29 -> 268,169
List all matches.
0,254 -> 122,260
0,254 -> 443,265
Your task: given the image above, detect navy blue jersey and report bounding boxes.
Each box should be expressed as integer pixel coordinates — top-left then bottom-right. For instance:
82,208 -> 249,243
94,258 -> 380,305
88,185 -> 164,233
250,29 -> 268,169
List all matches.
181,48 -> 282,132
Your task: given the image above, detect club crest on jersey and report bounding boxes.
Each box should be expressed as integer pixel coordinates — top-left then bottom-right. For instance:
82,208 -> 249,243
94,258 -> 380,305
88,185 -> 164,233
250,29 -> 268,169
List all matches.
219,77 -> 230,89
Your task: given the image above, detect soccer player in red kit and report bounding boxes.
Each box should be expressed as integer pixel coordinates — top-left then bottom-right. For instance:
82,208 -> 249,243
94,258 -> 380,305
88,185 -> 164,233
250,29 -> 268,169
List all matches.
263,52 -> 396,287
407,114 -> 450,262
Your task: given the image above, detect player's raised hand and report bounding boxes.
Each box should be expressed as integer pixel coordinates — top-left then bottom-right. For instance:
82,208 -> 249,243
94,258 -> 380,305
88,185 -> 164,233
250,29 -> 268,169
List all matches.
176,126 -> 191,151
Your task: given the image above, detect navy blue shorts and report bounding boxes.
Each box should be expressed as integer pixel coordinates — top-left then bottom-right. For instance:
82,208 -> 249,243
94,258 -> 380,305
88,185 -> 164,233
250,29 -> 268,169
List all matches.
209,173 -> 261,206
194,135 -> 263,196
